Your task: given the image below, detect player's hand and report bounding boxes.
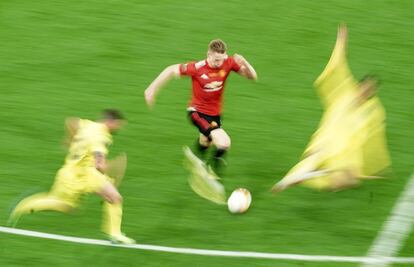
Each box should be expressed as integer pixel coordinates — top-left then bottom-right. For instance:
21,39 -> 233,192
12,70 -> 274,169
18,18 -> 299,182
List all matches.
233,53 -> 246,66
96,161 -> 108,173
337,24 -> 348,42
144,88 -> 155,109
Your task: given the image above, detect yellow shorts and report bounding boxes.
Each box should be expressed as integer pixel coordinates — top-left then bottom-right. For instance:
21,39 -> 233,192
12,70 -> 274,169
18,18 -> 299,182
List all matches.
50,165 -> 113,206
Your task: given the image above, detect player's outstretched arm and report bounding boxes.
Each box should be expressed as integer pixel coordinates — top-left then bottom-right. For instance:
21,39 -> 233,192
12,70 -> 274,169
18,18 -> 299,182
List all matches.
327,23 -> 348,66
94,152 -> 108,174
233,54 -> 257,80
144,64 -> 181,108
315,24 -> 348,85
335,24 -> 348,54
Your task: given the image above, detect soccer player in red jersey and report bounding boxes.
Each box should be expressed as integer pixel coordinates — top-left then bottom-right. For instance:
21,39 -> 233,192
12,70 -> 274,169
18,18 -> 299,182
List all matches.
144,39 -> 257,171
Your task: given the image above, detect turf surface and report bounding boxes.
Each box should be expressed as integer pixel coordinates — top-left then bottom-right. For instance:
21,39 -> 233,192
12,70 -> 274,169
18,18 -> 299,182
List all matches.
0,0 -> 413,266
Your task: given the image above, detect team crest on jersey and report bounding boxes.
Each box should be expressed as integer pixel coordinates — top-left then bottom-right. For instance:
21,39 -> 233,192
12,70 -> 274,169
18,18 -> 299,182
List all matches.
204,81 -> 223,92
200,74 -> 209,80
219,69 -> 226,77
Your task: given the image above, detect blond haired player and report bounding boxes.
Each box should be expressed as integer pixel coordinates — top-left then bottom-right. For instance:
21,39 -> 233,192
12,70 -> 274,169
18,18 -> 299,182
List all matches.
272,25 -> 390,192
144,39 -> 257,173
8,109 -> 135,244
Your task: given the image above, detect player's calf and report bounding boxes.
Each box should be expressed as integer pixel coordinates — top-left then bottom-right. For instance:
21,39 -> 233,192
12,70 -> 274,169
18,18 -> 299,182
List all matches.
195,134 -> 211,159
210,129 -> 231,174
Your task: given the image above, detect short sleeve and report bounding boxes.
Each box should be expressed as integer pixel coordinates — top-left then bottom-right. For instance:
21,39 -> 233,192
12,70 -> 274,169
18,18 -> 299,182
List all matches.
229,57 -> 241,72
179,62 -> 197,76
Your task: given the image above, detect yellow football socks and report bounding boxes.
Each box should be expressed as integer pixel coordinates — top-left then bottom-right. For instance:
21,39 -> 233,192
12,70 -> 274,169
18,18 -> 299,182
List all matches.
102,202 -> 123,236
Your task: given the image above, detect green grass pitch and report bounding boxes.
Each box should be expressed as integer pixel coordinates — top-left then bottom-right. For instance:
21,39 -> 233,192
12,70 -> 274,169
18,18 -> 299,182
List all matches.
0,0 -> 413,266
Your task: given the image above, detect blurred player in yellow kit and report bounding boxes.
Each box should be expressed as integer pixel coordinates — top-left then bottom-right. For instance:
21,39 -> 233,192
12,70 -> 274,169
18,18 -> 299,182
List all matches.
8,109 -> 135,244
272,25 -> 391,192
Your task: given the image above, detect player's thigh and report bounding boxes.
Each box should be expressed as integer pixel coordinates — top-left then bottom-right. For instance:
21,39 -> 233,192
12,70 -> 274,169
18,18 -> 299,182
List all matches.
50,166 -> 82,206
210,128 -> 231,150
188,111 -> 221,139
82,168 -> 110,192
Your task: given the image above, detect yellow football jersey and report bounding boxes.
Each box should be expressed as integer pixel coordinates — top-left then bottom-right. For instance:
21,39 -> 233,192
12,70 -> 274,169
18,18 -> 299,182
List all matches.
282,28 -> 391,191
64,119 -> 112,168
353,97 -> 390,176
309,31 -> 390,177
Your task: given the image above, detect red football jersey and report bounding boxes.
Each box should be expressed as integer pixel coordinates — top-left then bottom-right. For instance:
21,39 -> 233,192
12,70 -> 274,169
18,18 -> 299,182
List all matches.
179,57 -> 241,116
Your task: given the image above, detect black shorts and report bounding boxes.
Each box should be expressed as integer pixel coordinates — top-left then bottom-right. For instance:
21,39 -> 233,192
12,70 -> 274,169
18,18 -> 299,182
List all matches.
188,111 -> 221,137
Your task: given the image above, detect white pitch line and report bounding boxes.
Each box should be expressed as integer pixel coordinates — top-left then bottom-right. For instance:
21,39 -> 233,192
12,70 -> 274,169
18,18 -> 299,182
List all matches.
361,174 -> 414,267
1,226 -> 414,264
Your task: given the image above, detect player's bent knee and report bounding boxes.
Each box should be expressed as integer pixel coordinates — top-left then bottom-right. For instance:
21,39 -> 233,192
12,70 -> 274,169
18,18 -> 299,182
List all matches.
99,183 -> 123,204
106,193 -> 122,204
113,193 -> 123,204
216,140 -> 231,151
210,129 -> 231,150
213,137 -> 231,150
108,190 -> 122,204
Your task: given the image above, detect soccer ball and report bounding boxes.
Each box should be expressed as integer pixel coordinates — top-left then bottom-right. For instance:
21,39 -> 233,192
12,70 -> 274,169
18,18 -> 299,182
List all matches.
227,188 -> 251,214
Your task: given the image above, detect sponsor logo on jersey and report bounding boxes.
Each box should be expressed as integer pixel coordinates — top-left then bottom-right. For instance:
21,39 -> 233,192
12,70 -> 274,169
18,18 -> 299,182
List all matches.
204,81 -> 223,92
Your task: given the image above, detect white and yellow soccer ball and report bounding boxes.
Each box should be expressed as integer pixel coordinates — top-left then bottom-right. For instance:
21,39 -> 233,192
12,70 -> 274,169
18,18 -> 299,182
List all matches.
227,188 -> 251,214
